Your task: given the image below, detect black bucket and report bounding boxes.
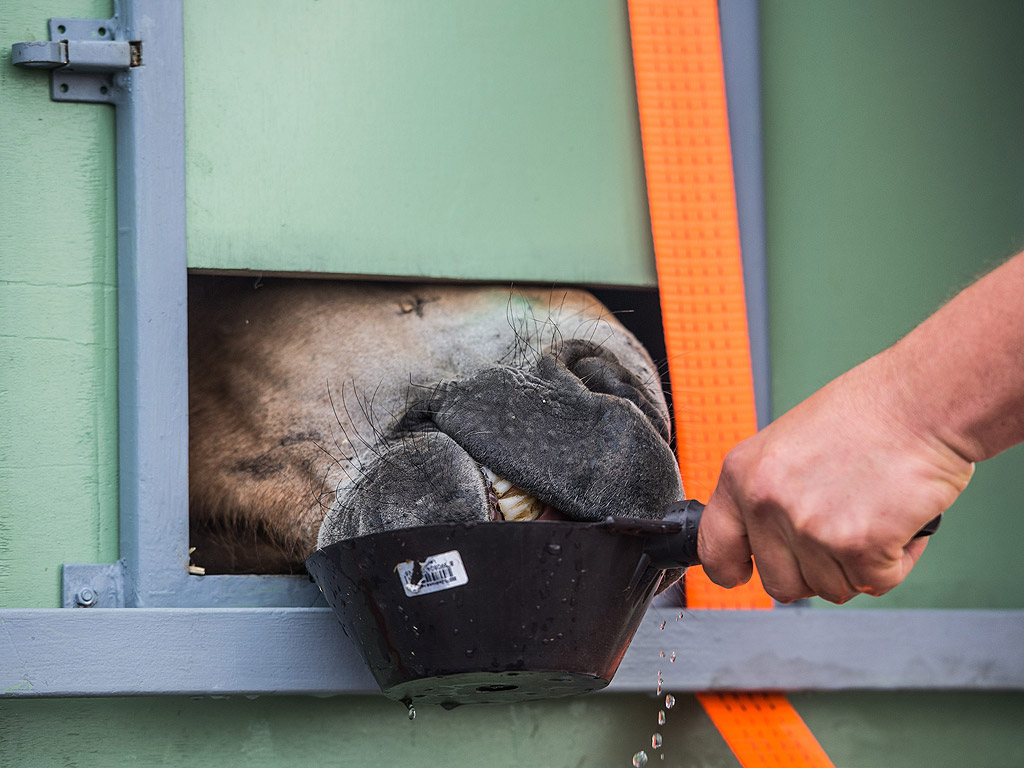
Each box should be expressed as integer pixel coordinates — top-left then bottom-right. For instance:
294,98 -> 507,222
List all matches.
306,502 -> 704,708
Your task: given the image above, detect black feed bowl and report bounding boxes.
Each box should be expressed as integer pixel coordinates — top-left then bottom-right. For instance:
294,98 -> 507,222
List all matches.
306,510 -> 702,708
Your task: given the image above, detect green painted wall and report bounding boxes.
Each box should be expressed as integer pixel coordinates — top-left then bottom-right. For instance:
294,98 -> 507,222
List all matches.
0,0 -> 119,611
761,0 -> 1024,611
3,693 -> 1024,768
183,0 -> 657,286
2,1 -> 1023,766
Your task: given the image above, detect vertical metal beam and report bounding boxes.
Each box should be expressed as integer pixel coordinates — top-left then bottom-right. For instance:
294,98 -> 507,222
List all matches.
116,0 -> 189,606
720,0 -> 771,428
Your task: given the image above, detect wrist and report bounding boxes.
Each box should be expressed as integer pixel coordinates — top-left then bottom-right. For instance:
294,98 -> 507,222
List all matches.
869,339 -> 980,466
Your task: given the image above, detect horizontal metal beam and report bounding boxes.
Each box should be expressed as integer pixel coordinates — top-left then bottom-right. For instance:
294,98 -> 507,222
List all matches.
612,608 -> 1024,692
2,609 -> 1021,698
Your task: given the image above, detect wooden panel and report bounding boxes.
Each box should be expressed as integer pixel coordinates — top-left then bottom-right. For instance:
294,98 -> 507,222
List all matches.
0,0 -> 119,609
182,0 -> 656,285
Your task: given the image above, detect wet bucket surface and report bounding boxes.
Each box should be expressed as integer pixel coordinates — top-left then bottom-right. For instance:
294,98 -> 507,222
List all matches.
307,520 -> 666,707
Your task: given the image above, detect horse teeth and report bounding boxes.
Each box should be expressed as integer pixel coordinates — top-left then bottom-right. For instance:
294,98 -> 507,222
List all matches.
481,466 -> 544,522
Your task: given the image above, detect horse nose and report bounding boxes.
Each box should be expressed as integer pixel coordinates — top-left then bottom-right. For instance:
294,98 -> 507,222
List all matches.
544,339 -> 671,444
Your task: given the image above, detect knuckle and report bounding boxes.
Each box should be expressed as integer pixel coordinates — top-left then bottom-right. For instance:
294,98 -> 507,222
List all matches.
829,532 -> 871,561
744,464 -> 782,510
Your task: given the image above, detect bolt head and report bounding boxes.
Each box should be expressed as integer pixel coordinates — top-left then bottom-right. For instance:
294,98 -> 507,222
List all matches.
75,587 -> 97,607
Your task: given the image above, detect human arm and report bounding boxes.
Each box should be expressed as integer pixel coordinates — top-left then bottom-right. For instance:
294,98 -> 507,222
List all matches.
697,251 -> 1024,603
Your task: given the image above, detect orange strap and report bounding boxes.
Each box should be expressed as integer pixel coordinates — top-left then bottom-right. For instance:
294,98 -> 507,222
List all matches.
627,1 -> 833,765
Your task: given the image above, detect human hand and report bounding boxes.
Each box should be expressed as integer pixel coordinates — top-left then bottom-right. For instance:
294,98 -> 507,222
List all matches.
696,350 -> 975,604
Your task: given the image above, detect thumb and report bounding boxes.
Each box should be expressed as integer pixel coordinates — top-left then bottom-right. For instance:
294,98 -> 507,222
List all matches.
697,487 -> 754,588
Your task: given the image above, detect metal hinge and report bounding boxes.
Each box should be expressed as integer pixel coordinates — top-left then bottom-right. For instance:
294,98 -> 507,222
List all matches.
11,17 -> 140,104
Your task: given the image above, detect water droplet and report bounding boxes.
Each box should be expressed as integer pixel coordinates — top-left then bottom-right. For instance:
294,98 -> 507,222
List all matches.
656,681 -> 662,695
665,694 -> 676,709
659,620 -> 666,630
660,651 -> 665,658
632,751 -> 648,767
669,652 -> 676,663
465,649 -> 475,658
545,543 -> 562,555
658,710 -> 665,725
408,707 -> 416,720
652,733 -> 663,750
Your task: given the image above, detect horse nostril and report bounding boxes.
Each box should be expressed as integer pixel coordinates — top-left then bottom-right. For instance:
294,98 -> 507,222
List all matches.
546,340 -> 671,444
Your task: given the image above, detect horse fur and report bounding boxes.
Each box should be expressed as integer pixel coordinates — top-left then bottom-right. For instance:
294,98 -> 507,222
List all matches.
188,276 -> 684,574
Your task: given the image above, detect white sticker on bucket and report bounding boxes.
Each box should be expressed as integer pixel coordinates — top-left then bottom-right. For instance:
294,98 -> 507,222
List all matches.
395,549 -> 469,597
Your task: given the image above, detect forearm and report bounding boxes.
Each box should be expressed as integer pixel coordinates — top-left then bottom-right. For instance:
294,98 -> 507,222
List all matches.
883,251 -> 1024,463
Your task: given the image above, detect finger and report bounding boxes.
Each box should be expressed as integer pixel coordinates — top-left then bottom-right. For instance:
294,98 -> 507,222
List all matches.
747,530 -> 814,603
846,535 -> 929,597
781,533 -> 860,604
698,488 -> 754,588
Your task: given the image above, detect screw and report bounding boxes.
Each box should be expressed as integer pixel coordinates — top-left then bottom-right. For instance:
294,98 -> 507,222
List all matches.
75,587 -> 97,607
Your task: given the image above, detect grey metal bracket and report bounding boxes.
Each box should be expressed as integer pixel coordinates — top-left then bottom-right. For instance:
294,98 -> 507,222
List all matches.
61,562 -> 126,608
11,17 -> 140,104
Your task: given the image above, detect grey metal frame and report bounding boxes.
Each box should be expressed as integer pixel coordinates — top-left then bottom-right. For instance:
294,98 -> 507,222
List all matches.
3,609 -> 1022,696
721,0 -> 771,429
2,0 -> 1022,699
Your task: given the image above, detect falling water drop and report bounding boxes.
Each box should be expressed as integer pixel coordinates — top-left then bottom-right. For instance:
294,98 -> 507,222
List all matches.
659,650 -> 665,658
669,652 -> 676,663
659,620 -> 666,630
632,751 -> 648,767
652,733 -> 663,750
665,694 -> 676,709
658,710 -> 666,725
656,680 -> 662,696
407,706 -> 416,721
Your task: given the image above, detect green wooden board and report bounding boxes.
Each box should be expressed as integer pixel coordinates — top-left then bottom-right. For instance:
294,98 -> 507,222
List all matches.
183,0 -> 657,286
3,692 -> 1024,767
0,0 -> 119,610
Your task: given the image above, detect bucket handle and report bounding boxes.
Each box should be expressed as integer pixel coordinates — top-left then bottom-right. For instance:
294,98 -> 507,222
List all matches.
607,501 -> 943,572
